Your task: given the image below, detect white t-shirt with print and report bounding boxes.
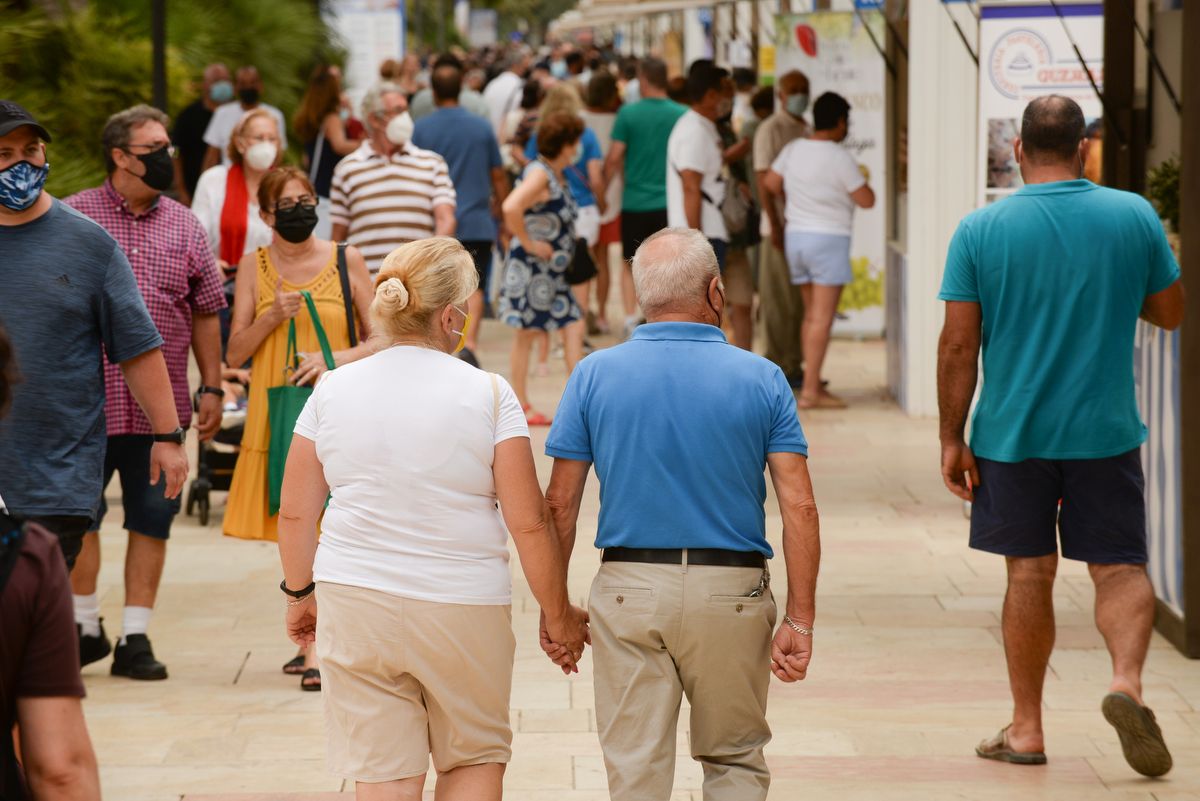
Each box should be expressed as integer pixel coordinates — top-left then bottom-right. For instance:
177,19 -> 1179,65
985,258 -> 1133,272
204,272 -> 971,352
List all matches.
666,109 -> 728,240
295,346 -> 529,605
771,138 -> 866,236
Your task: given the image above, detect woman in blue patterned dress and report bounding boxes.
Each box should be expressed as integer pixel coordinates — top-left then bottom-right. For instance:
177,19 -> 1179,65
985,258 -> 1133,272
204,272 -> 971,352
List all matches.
499,113 -> 587,426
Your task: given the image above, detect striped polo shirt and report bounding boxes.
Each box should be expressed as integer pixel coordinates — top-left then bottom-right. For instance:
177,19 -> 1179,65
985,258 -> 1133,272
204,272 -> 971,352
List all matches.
330,142 -> 456,272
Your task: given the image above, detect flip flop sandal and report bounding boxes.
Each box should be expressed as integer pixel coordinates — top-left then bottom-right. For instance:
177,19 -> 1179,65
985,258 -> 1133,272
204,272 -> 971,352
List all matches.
282,655 -> 306,675
1102,692 -> 1173,777
975,726 -> 1047,765
522,405 -> 553,426
301,668 -> 321,692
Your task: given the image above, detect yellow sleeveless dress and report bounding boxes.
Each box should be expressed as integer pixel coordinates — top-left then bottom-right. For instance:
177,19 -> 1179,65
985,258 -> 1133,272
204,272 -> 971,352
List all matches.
223,244 -> 350,541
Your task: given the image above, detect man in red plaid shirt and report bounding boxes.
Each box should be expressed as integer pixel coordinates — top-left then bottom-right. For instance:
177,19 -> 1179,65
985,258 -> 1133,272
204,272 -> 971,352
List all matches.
65,105 -> 226,681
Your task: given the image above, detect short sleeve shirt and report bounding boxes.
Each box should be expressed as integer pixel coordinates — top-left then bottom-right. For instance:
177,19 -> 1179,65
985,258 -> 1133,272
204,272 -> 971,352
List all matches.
666,109 -> 727,239
0,200 -> 162,518
524,126 -> 603,208
612,98 -> 687,212
546,322 -> 808,556
412,106 -> 503,241
770,138 -> 865,235
939,180 -> 1181,461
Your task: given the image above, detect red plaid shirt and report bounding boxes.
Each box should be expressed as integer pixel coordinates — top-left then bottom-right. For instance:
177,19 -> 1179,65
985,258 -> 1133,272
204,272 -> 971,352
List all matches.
65,181 -> 226,435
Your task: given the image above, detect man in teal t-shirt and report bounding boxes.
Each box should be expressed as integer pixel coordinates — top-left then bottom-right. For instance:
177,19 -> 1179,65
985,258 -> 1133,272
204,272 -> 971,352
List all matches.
603,56 -> 686,337
937,96 -> 1184,778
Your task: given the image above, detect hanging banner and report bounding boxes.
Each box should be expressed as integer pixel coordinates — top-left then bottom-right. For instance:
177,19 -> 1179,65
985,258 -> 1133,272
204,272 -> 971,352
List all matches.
323,0 -> 406,109
977,3 -> 1103,206
775,11 -> 887,337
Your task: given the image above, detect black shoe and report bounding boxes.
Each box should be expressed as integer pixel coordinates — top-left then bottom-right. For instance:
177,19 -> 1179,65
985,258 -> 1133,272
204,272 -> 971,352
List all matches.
457,347 -> 480,368
111,634 -> 168,680
78,620 -> 112,668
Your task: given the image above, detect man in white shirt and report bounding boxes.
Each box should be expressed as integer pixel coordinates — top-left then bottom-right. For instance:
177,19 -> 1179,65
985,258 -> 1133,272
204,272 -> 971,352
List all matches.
762,92 -> 875,410
201,66 -> 287,170
482,49 -> 531,139
666,61 -> 729,268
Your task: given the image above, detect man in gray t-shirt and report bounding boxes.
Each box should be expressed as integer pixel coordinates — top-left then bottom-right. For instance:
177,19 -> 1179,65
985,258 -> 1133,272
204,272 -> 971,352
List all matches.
0,101 -> 188,569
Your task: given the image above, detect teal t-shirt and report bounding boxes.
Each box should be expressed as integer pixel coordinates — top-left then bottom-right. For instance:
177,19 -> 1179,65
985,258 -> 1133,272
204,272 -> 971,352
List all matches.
611,97 -> 687,212
938,180 -> 1180,463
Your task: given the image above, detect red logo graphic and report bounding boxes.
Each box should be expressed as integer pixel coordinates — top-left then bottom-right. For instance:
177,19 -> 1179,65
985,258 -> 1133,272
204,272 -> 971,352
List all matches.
795,24 -> 817,58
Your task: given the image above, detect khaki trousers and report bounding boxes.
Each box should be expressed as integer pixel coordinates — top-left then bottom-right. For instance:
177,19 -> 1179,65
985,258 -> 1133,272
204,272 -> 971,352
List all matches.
759,243 -> 805,377
589,560 -> 777,801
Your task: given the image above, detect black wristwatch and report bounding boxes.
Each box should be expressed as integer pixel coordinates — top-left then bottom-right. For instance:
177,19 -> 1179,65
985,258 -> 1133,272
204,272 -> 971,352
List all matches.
152,426 -> 186,445
280,579 -> 316,598
193,385 -> 223,411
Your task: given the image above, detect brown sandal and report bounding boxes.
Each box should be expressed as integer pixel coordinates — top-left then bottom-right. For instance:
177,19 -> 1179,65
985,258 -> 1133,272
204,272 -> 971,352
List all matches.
1102,692 -> 1172,777
975,726 -> 1047,765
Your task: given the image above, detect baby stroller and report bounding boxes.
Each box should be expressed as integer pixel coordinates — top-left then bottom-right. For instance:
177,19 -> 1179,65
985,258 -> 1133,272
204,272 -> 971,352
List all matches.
186,394 -> 245,526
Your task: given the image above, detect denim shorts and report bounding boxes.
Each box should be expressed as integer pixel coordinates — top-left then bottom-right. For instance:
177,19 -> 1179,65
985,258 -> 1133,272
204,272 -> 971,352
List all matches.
784,231 -> 852,286
96,435 -> 181,540
969,448 -> 1147,564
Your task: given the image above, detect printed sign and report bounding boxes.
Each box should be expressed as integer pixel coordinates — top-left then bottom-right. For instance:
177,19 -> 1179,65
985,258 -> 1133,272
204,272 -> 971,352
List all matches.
323,0 -> 406,109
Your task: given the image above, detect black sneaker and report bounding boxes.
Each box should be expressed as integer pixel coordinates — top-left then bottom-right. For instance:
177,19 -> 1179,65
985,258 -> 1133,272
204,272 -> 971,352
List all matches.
78,619 -> 112,668
111,634 -> 168,681
457,347 -> 480,368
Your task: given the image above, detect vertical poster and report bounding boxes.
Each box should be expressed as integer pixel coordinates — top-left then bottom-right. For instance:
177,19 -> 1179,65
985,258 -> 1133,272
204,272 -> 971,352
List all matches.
775,11 -> 887,336
977,3 -> 1103,206
323,0 -> 406,109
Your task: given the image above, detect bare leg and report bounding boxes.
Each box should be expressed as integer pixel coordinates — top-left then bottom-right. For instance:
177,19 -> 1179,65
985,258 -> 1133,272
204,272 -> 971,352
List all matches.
731,303 -> 753,351
562,319 -> 586,374
434,763 -> 505,801
510,329 -> 537,408
1002,554 -> 1058,753
593,242 -> 611,330
534,330 -> 549,368
799,284 -> 843,402
465,289 -> 485,352
1090,563 -> 1155,704
70,531 -> 102,596
124,531 -> 166,609
356,775 -> 425,801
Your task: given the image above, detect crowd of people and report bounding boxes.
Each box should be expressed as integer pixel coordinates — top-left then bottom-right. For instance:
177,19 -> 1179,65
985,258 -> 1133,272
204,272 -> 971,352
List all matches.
0,35 -> 1186,801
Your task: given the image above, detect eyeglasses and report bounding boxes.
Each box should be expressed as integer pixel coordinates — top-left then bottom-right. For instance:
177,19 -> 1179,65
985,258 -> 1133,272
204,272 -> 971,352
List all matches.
126,143 -> 176,158
274,196 -> 318,212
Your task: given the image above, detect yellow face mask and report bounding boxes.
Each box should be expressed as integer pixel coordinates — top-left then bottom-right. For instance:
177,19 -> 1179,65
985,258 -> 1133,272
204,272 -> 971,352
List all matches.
451,305 -> 471,354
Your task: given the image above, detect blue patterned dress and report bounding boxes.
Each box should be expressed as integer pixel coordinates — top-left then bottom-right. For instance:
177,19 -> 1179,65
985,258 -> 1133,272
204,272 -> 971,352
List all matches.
498,160 -> 581,331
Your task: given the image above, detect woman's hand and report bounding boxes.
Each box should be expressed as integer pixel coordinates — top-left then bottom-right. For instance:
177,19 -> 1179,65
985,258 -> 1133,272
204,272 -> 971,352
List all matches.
526,240 -> 554,262
540,605 -> 590,674
291,351 -> 330,386
286,594 -> 317,647
272,278 -> 302,324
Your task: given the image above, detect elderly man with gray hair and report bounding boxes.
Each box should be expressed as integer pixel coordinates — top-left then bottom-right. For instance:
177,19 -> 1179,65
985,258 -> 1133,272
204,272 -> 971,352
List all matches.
330,82 -> 456,274
544,227 -> 821,801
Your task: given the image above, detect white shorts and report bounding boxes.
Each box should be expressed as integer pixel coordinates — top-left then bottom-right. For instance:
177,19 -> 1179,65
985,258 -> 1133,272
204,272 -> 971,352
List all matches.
574,204 -> 601,248
784,231 -> 852,286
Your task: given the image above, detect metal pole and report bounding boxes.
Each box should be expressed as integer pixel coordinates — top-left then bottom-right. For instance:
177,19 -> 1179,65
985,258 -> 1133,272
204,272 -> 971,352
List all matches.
152,0 -> 167,111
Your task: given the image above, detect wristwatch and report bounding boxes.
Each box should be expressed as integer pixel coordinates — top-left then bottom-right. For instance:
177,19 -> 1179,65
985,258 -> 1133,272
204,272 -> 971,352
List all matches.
152,426 -> 186,445
193,385 -> 223,411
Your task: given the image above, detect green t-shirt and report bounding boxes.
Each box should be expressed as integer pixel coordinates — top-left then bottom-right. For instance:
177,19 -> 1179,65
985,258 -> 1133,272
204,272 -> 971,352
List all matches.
612,97 -> 687,212
938,180 -> 1180,462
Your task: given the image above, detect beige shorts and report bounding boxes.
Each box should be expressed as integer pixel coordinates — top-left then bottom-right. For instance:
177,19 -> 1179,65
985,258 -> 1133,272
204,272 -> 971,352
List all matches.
724,247 -> 755,306
315,581 -> 516,781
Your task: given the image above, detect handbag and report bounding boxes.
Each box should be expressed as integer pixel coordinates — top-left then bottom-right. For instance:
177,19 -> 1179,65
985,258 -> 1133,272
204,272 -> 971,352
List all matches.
721,182 -> 752,236
565,238 -> 597,286
266,291 -> 335,516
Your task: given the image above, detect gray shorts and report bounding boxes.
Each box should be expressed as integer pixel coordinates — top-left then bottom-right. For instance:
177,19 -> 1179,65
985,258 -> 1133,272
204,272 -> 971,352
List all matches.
785,231 -> 852,286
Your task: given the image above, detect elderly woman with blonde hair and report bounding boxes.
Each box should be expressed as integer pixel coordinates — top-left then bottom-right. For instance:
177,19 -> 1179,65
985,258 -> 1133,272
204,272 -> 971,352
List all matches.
277,237 -> 589,801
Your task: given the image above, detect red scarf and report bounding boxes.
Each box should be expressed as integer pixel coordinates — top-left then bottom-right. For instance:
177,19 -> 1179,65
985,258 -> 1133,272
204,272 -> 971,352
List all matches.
218,163 -> 250,266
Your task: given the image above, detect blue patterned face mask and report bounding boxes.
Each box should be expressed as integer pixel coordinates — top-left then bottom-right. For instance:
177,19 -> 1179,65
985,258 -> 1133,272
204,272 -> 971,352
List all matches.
0,160 -> 49,211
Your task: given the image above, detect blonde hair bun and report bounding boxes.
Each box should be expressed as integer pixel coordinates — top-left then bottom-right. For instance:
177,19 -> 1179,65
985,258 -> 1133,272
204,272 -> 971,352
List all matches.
377,276 -> 410,310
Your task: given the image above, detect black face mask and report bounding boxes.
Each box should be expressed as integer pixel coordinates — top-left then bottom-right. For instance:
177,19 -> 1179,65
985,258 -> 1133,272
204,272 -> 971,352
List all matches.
239,87 -> 260,106
133,148 -> 175,192
273,203 -> 318,243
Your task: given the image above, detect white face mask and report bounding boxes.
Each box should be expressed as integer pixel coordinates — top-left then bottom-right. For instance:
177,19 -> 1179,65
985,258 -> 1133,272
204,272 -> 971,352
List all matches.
244,141 -> 277,170
385,112 -> 414,146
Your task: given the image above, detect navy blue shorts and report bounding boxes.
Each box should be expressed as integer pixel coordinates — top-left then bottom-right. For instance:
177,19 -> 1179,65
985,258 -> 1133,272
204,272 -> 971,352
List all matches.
970,448 -> 1147,564
96,435 -> 181,540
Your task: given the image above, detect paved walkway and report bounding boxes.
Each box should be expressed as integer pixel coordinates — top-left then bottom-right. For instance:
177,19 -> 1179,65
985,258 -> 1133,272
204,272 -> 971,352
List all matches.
83,327 -> 1200,800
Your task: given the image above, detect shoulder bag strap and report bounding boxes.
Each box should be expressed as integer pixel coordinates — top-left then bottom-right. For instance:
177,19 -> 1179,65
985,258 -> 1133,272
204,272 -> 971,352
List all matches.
670,161 -> 717,207
309,126 -> 326,185
335,243 -> 357,347
489,372 -> 500,429
300,290 -> 337,370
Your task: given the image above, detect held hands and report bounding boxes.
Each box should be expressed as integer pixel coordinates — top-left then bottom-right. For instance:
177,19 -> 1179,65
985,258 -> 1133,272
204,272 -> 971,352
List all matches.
286,594 -> 317,647
149,442 -> 188,500
272,278 -> 303,324
539,606 -> 590,675
940,439 -> 981,502
771,623 -> 813,682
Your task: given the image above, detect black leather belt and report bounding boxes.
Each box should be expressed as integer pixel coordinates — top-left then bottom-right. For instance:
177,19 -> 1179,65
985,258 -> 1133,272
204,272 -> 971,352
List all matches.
601,547 -> 765,568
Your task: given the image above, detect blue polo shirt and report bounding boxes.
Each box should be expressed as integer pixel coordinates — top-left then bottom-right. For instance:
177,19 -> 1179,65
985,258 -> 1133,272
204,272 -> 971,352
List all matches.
545,322 -> 808,556
939,180 -> 1180,462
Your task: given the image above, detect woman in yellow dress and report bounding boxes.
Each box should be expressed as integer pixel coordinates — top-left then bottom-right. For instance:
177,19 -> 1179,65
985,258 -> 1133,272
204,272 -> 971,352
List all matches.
224,166 -> 374,688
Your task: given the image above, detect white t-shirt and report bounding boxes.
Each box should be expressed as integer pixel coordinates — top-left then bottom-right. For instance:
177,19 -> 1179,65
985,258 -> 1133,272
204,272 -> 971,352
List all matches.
483,71 -> 525,139
666,109 -> 727,240
190,165 -> 274,260
295,347 -> 529,605
581,109 -> 622,224
203,102 -> 288,166
770,138 -> 866,236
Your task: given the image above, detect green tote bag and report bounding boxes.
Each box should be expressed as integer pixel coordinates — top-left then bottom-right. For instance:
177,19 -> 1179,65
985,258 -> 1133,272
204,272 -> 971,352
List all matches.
267,291 -> 336,516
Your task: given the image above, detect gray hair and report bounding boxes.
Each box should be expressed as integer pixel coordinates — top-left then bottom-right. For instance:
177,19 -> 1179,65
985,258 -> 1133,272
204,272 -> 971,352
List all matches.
360,81 -> 405,134
102,104 -> 170,173
631,228 -> 720,316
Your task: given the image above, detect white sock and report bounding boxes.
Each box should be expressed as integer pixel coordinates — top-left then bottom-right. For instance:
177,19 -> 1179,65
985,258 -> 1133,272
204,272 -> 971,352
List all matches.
73,593 -> 101,637
120,606 -> 153,644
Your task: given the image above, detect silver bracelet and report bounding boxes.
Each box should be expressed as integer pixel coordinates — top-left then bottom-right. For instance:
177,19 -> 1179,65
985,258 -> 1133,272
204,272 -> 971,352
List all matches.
783,615 -> 813,635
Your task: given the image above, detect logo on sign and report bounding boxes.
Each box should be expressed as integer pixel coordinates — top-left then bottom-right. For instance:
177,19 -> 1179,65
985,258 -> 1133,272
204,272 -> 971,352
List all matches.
988,28 -> 1052,100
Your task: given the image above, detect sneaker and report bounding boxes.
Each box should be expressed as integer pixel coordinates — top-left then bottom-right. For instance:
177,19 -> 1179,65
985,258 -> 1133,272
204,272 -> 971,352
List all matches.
457,347 -> 480,368
111,633 -> 168,681
78,619 -> 112,668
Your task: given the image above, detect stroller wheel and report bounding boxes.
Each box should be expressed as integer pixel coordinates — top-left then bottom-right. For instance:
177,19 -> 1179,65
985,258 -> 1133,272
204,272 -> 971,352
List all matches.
186,484 -> 195,516
198,494 -> 210,527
